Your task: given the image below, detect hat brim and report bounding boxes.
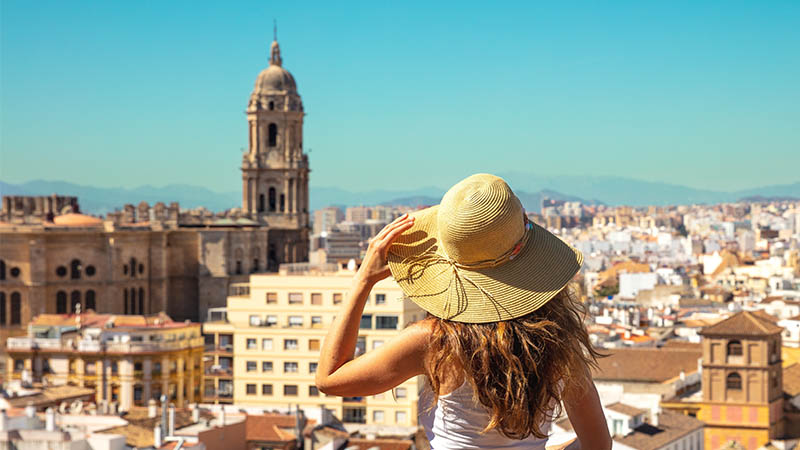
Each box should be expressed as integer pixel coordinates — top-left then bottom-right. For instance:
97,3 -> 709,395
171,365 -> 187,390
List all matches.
387,205 -> 583,323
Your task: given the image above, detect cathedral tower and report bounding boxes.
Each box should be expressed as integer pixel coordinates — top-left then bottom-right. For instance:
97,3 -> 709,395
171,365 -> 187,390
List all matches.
242,36 -> 310,230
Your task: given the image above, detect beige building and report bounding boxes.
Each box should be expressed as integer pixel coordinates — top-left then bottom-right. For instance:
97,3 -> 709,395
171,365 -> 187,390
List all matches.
5,311 -> 203,411
202,263 -> 426,426
0,36 -> 311,357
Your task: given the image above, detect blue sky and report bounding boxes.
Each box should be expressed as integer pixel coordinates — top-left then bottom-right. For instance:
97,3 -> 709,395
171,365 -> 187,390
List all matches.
2,0 -> 799,193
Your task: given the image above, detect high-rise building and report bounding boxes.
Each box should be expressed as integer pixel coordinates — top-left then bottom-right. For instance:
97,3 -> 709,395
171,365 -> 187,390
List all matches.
201,265 -> 426,426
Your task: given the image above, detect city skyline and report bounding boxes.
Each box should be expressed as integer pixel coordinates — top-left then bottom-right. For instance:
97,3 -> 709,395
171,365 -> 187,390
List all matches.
2,1 -> 799,194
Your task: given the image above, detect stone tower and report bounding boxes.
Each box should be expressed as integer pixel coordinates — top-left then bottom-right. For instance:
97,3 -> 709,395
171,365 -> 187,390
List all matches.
697,311 -> 784,449
242,36 -> 310,229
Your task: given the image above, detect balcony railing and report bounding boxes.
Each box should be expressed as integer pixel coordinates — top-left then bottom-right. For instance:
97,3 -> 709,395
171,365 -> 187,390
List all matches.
6,337 -> 62,351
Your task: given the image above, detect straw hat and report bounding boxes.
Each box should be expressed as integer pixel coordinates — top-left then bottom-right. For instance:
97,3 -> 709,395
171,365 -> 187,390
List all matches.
387,174 -> 583,323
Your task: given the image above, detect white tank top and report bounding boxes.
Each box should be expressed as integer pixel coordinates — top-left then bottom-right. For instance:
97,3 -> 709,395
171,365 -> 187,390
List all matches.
419,381 -> 551,449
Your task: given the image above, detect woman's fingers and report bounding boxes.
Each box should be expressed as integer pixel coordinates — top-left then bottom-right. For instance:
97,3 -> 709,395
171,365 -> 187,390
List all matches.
379,219 -> 415,257
375,213 -> 412,241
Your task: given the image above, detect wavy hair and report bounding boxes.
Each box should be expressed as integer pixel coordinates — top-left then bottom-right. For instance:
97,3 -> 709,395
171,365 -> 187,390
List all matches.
424,282 -> 601,440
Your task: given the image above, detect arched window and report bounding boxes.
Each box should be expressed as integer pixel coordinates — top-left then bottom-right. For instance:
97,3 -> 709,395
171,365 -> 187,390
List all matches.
70,291 -> 81,313
85,290 -> 96,311
253,258 -> 259,273
138,288 -> 144,315
258,194 -> 265,213
0,292 -> 6,325
56,291 -> 67,314
10,292 -> 21,325
268,123 -> 277,147
280,194 -> 285,212
70,259 -> 82,279
130,288 -> 136,315
0,259 -> 5,280
727,340 -> 743,356
268,101 -> 274,111
269,188 -> 277,212
130,258 -> 137,279
726,372 -> 742,390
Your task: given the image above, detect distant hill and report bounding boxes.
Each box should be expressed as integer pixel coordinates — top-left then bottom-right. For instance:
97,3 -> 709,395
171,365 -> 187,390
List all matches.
2,175 -> 797,216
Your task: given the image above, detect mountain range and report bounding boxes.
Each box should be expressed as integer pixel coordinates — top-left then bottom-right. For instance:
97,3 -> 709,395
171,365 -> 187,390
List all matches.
1,176 -> 798,216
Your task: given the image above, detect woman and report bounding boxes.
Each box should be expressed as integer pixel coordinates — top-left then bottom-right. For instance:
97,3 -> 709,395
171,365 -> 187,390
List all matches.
316,174 -> 611,449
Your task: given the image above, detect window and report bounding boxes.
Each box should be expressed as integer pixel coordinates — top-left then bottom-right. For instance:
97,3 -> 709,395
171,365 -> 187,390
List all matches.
56,266 -> 67,277
311,316 -> 323,328
396,411 -> 408,424
70,291 -> 81,313
249,315 -> 261,326
246,384 -> 256,395
266,292 -> 277,304
138,287 -> 144,314
373,410 -> 385,423
727,372 -> 742,390
85,290 -> 96,311
376,315 -> 398,330
56,291 -> 67,314
70,259 -> 82,279
375,293 -> 386,305
309,385 -> 319,396
252,258 -> 259,272
395,387 -> 407,398
284,362 -> 298,373
262,384 -> 273,395
288,315 -> 303,327
129,288 -> 136,314
85,265 -> 96,276
309,339 -> 320,351
134,362 -> 143,371
9,267 -> 20,278
262,338 -> 273,350
360,314 -> 372,329
235,261 -> 242,275
284,339 -> 298,350
309,362 -> 318,374
311,293 -> 322,305
268,123 -> 278,147
288,293 -> 303,304
0,293 -> 5,325
333,293 -> 343,304
129,258 -> 137,278
266,315 -> 278,326
246,361 -> 257,372
258,194 -> 265,212
269,187 -> 277,212
247,338 -> 257,350
372,340 -> 384,350
280,194 -> 285,212
262,361 -> 273,372
727,340 -> 743,356
0,260 -> 4,280
284,384 -> 298,396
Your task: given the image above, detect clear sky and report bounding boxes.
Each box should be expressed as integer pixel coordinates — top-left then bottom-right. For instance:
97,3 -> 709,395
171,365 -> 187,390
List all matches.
2,0 -> 799,193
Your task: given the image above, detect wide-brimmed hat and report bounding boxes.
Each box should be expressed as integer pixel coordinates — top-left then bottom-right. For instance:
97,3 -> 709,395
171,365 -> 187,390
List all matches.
387,173 -> 583,323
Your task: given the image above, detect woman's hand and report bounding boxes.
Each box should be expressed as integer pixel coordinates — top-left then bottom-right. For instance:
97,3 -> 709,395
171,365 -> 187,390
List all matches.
355,213 -> 415,286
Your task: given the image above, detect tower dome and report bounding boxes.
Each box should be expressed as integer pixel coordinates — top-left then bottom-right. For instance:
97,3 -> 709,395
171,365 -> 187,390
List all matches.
248,38 -> 302,111
254,64 -> 297,94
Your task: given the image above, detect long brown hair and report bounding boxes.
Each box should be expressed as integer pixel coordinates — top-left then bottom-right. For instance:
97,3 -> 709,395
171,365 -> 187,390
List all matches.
424,282 -> 601,440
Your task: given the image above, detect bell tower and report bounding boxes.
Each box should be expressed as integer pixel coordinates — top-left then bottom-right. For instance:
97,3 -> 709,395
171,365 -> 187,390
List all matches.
241,33 -> 309,230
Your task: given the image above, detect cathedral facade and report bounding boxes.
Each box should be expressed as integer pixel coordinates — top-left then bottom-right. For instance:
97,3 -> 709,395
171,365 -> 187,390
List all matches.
0,38 -> 310,354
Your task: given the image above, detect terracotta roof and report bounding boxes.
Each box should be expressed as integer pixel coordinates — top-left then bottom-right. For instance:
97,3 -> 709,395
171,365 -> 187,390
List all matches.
345,438 -> 414,450
660,341 -> 701,350
613,410 -> 704,450
30,311 -> 194,329
3,385 -> 95,408
592,347 -> 701,383
606,402 -> 647,417
51,213 -> 103,227
99,408 -> 213,448
598,261 -> 651,282
246,414 -> 316,443
699,311 -> 783,337
784,364 -> 800,398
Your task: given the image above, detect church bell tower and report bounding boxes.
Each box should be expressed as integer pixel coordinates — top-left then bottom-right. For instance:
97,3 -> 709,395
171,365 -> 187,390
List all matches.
242,34 -> 310,230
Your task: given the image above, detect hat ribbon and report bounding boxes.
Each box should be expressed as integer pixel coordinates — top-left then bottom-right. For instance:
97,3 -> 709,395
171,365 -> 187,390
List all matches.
396,221 -> 534,320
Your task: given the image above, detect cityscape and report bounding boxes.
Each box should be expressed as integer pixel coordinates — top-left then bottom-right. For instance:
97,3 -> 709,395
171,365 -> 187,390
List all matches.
2,3 -> 800,450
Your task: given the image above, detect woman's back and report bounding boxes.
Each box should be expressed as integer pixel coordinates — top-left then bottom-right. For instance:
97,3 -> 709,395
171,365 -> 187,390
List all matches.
420,381 -> 550,450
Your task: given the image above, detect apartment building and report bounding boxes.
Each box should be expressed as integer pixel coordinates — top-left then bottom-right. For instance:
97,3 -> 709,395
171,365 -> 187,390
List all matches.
202,263 -> 427,426
5,311 -> 204,411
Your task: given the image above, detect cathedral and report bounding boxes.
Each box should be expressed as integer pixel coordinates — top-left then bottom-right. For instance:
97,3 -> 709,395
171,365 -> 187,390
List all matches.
0,37 -> 310,352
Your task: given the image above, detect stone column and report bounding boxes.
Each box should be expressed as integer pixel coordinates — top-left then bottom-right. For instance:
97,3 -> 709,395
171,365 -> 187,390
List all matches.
251,179 -> 258,214
143,358 -> 153,400
186,352 -> 196,404
96,360 -> 105,403
284,178 -> 290,213
176,356 -> 185,406
161,356 -> 170,401
119,358 -> 134,411
76,358 -> 86,387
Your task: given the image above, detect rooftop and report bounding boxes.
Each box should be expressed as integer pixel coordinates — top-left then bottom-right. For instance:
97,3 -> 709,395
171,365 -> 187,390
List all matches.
592,347 -> 702,383
699,310 -> 783,337
613,410 -> 704,450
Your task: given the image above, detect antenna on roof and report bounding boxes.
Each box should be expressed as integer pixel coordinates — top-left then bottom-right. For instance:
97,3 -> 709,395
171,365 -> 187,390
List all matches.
273,19 -> 277,41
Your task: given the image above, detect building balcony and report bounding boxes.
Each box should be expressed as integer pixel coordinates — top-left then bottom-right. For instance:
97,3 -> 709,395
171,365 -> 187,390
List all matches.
204,367 -> 233,377
6,337 -> 62,351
